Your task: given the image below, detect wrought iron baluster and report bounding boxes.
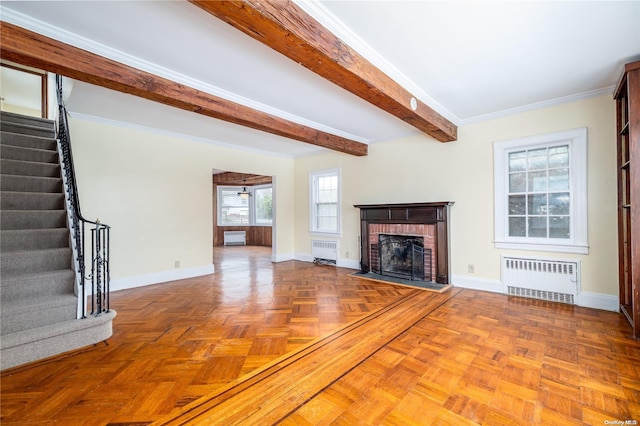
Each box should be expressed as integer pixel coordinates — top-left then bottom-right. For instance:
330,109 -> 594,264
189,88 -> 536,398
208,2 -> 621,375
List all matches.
56,75 -> 111,318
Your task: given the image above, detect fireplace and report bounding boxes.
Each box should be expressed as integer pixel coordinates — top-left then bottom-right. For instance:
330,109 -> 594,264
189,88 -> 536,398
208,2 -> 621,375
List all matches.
354,202 -> 453,284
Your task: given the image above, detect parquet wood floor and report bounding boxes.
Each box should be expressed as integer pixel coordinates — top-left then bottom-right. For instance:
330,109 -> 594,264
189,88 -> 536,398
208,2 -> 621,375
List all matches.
0,247 -> 415,425
2,246 -> 639,425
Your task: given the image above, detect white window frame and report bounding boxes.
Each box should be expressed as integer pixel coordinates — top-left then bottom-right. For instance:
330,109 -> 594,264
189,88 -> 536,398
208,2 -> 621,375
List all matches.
217,184 -> 273,226
309,168 -> 341,236
252,184 -> 273,226
493,128 -> 588,254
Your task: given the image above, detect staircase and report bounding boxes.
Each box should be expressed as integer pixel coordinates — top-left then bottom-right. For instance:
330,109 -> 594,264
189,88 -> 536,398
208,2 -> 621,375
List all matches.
1,111 -> 115,370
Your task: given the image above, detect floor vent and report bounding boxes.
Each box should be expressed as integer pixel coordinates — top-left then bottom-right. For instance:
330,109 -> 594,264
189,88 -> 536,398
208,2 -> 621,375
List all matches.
312,240 -> 338,263
502,256 -> 579,305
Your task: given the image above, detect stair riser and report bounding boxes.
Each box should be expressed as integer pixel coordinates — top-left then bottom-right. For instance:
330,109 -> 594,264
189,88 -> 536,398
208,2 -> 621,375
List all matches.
1,229 -> 70,251
0,122 -> 54,138
1,249 -> 72,275
1,210 -> 67,230
1,159 -> 61,178
1,271 -> 75,301
1,175 -> 63,193
1,145 -> 58,164
1,193 -> 65,210
1,112 -> 55,130
1,300 -> 77,335
1,132 -> 57,151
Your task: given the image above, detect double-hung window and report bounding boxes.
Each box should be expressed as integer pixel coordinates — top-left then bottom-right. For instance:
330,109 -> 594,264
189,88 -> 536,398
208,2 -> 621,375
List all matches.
309,168 -> 341,235
493,128 -> 588,254
253,185 -> 273,225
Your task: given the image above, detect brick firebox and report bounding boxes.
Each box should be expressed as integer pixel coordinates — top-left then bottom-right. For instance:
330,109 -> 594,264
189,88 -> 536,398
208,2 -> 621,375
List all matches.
354,202 -> 454,284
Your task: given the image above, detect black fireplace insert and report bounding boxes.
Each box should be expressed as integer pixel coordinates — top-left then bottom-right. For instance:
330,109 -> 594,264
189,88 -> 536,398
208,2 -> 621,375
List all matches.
378,234 -> 432,281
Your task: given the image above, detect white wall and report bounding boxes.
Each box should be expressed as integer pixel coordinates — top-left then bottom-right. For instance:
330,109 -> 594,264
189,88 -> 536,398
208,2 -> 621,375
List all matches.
68,94 -> 618,309
69,117 -> 295,289
293,94 -> 618,309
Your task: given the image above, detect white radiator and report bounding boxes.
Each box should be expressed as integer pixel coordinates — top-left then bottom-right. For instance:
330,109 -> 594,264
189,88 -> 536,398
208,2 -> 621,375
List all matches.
312,240 -> 338,262
502,256 -> 579,304
224,231 -> 246,246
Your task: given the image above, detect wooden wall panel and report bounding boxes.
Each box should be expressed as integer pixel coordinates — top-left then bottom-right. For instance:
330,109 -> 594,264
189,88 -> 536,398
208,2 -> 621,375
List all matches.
214,226 -> 272,247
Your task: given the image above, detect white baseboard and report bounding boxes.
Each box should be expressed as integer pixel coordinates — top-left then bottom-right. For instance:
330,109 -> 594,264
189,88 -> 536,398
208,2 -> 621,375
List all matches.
451,275 -> 503,293
294,253 -> 314,263
577,291 -> 619,312
452,274 -> 619,312
272,252 -> 295,262
293,253 -> 359,270
109,264 -> 215,292
337,258 -> 360,270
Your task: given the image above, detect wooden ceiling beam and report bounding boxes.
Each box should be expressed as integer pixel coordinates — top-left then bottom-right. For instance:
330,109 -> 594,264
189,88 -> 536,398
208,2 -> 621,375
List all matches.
213,172 -> 272,186
0,21 -> 368,156
189,0 -> 457,143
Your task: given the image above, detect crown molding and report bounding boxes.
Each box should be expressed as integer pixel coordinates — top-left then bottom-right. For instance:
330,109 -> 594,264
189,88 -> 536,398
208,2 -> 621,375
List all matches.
2,4 -> 615,135
68,111 -> 306,159
0,5 -> 367,144
459,86 -> 615,125
293,0 -> 461,126
293,1 -> 615,128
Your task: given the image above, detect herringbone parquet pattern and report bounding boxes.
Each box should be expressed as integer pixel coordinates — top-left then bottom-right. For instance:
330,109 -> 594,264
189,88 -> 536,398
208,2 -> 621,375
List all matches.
1,246 -> 639,425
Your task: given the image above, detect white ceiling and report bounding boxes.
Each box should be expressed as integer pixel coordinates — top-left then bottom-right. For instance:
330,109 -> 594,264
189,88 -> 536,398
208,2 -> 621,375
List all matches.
2,1 -> 639,157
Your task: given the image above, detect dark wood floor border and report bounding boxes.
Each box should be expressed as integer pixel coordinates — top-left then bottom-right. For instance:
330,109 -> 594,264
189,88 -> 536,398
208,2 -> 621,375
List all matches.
154,288 -> 462,425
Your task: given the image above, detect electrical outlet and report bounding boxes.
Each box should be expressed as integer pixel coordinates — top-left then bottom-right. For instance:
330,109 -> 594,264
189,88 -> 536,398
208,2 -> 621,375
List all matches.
174,260 -> 180,268
346,251 -> 349,258
468,264 -> 475,273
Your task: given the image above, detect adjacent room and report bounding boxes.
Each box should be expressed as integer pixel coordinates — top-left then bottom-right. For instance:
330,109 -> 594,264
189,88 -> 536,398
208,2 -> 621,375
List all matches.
1,1 -> 639,424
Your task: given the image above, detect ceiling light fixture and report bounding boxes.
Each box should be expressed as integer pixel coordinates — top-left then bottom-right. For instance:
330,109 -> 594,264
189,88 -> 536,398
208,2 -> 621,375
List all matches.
237,180 -> 252,199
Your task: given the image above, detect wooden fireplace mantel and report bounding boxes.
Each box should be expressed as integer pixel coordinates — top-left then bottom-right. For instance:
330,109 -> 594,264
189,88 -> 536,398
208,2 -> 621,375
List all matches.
354,202 -> 454,284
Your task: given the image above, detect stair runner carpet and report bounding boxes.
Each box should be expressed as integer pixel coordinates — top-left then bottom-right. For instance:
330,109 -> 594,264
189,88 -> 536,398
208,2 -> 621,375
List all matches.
0,110 -> 115,370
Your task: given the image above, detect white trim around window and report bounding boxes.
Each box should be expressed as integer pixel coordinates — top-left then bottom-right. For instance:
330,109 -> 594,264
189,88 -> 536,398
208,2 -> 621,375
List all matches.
309,168 -> 341,236
493,128 -> 588,254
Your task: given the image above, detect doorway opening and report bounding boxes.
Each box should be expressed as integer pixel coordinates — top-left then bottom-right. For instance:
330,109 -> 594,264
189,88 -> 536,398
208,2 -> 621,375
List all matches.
212,170 -> 275,260
1,61 -> 48,118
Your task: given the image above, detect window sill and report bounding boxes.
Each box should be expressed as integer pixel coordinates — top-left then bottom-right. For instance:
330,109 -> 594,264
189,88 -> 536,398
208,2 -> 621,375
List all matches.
218,224 -> 273,227
494,241 -> 588,255
310,231 -> 341,238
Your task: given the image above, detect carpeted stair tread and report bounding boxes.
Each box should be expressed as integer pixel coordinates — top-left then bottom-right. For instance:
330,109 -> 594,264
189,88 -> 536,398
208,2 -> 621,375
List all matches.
0,269 -> 75,301
1,144 -> 58,163
1,293 -> 79,335
1,210 -> 67,230
1,310 -> 115,350
1,131 -> 57,150
0,121 -> 55,138
0,111 -> 55,130
1,174 -> 63,193
1,209 -> 67,230
0,311 -> 116,370
1,158 -> 60,178
1,132 -> 57,150
0,293 -> 77,314
1,228 -> 70,251
1,191 -> 65,210
1,247 -> 72,275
